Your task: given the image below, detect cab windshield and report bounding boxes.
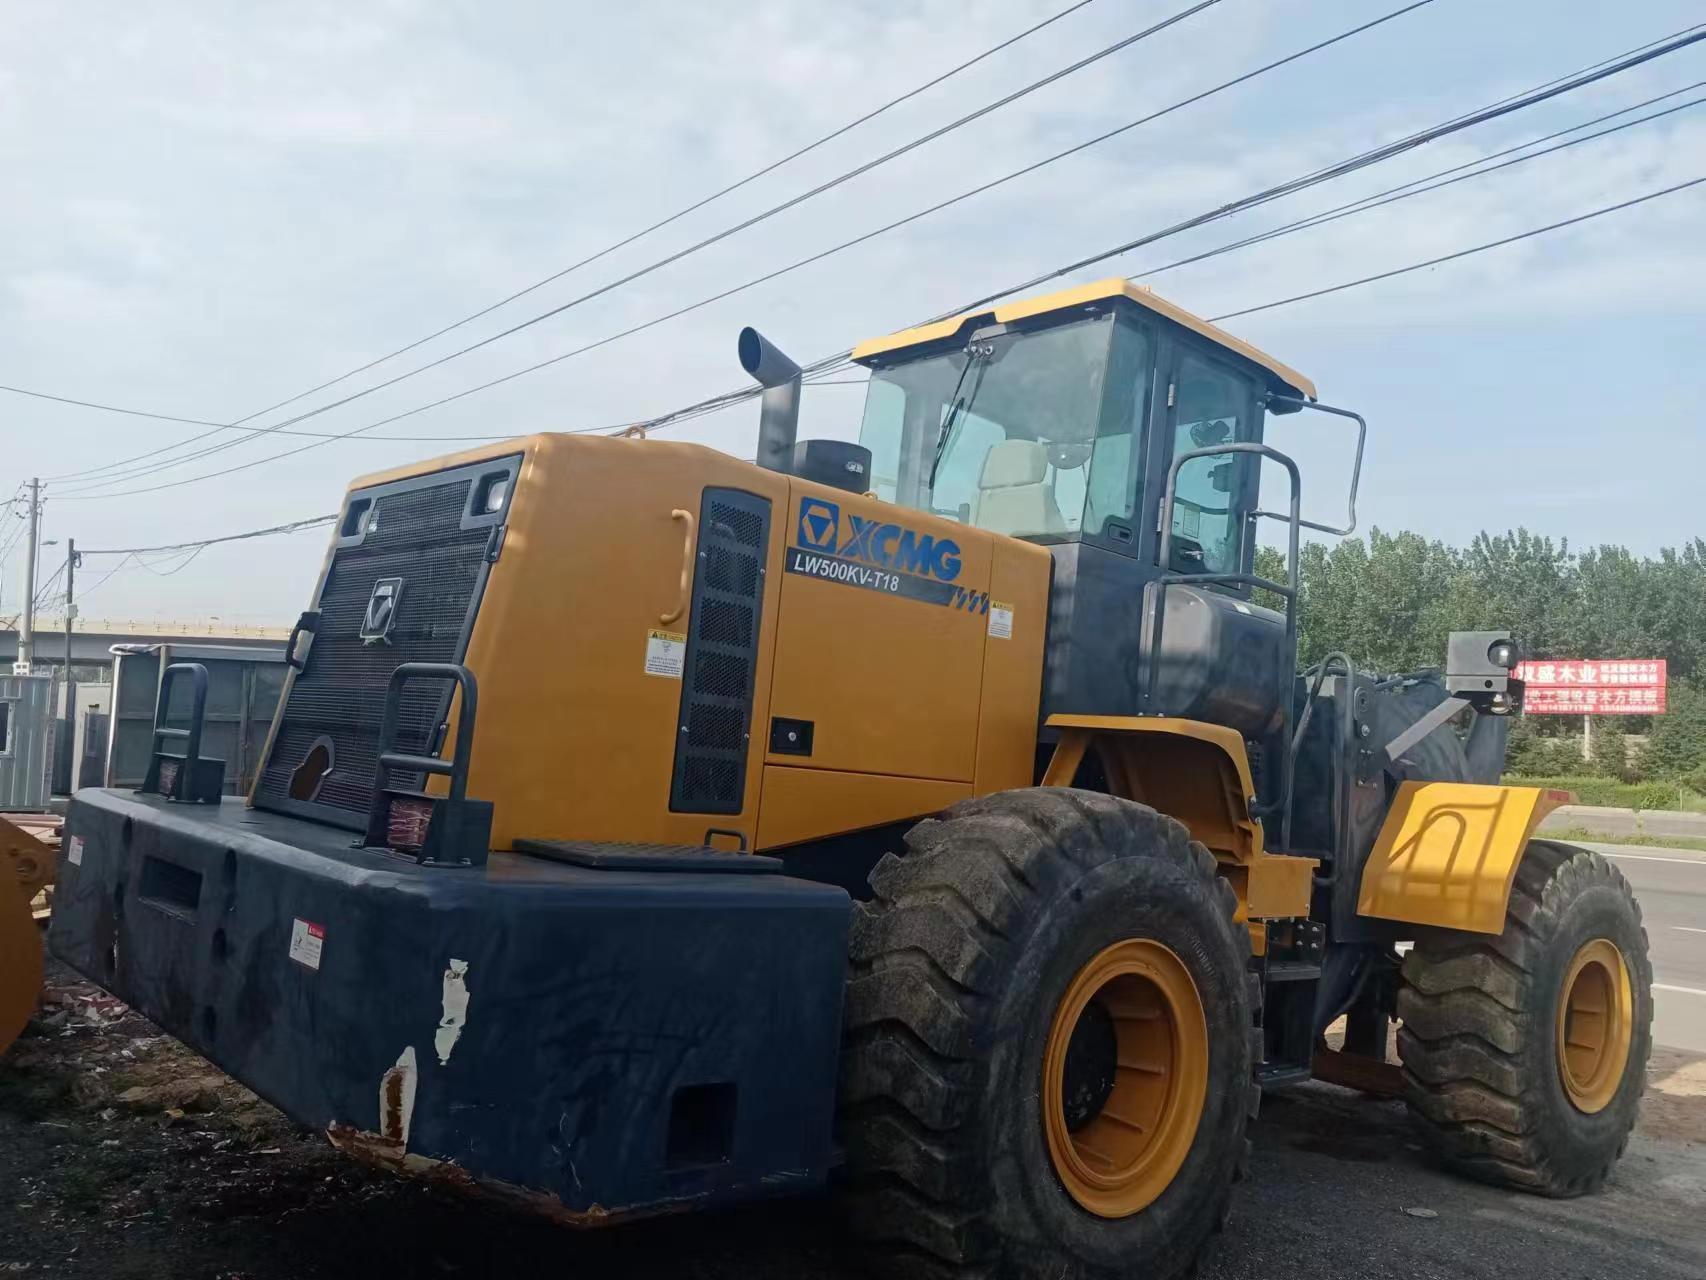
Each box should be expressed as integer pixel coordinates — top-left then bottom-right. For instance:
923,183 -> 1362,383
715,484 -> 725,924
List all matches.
857,313 -> 1149,541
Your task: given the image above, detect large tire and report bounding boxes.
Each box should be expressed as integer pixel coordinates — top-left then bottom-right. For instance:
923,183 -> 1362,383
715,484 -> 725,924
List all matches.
837,788 -> 1253,1280
1397,840 -> 1652,1195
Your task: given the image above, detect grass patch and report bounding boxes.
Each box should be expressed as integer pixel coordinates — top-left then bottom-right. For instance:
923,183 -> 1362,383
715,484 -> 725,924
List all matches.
1547,826 -> 1706,854
1504,775 -> 1683,810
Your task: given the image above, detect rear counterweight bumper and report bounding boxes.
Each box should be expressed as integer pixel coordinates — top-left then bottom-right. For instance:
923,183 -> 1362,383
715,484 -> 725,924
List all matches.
49,790 -> 851,1221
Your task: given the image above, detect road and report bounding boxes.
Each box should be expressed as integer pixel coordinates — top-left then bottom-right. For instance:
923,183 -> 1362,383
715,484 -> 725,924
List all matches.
1578,842 -> 1706,1053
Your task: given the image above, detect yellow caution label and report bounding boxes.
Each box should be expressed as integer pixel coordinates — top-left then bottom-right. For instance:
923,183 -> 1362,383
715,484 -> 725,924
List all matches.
644,629 -> 687,679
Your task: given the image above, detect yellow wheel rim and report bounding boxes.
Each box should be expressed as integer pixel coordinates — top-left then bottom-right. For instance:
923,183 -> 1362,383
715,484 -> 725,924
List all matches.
1043,939 -> 1208,1218
1555,937 -> 1634,1115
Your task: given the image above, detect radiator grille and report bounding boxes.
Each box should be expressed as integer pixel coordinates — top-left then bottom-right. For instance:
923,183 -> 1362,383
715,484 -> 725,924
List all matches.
254,461 -> 511,825
670,489 -> 770,814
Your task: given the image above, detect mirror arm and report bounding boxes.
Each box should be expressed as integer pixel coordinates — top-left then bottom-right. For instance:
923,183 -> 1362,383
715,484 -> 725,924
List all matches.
1261,395 -> 1365,537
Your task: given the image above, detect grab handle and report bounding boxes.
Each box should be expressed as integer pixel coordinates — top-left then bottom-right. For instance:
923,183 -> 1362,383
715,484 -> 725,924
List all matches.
659,508 -> 696,625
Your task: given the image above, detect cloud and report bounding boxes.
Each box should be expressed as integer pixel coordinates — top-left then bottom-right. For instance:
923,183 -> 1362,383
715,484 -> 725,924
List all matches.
1,0 -> 1703,621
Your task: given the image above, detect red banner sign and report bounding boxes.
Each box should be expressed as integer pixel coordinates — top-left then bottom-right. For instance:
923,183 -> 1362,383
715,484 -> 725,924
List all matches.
1513,659 -> 1667,715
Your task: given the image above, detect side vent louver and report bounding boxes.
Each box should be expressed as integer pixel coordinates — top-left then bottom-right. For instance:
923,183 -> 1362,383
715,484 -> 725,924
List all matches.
670,488 -> 770,814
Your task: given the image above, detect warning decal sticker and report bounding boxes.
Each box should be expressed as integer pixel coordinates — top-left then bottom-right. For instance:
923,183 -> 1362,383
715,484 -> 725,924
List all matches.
988,602 -> 1014,640
288,918 -> 325,971
645,629 -> 687,679
67,835 -> 85,866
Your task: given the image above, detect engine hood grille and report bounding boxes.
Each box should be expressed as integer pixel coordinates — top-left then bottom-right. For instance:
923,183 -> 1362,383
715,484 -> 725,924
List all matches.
254,455 -> 520,828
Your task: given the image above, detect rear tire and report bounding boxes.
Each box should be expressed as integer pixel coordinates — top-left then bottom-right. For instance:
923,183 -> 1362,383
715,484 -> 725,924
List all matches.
1397,840 -> 1652,1195
837,788 -> 1253,1279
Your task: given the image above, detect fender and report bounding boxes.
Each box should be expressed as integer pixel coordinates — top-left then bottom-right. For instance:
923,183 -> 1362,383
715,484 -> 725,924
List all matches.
1357,781 -> 1571,934
1042,715 -> 1315,922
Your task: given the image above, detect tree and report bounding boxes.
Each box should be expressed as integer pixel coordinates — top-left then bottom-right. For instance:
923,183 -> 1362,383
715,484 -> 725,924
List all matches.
1640,680 -> 1706,780
1588,716 -> 1629,780
1254,528 -> 1703,703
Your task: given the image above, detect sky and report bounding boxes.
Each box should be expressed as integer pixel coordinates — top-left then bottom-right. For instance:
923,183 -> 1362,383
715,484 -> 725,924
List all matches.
1,0 -> 1703,627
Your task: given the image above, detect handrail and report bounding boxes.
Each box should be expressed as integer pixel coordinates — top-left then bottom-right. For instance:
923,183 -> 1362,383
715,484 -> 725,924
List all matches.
152,662 -> 209,763
370,662 -> 479,804
138,661 -> 224,801
1151,442 -> 1304,837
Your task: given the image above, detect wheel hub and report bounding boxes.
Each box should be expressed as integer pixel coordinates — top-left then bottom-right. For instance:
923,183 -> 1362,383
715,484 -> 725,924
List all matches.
1043,938 -> 1208,1218
1555,937 -> 1634,1114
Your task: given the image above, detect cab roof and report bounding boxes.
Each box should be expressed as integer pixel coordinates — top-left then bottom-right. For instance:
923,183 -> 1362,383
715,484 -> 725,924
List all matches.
850,277 -> 1317,401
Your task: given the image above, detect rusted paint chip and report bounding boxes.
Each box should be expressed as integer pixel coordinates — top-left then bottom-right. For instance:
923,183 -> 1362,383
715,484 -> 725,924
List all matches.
379,1045 -> 418,1146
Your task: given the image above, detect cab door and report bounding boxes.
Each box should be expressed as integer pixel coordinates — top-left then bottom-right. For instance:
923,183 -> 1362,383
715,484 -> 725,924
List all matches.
1149,340 -> 1264,583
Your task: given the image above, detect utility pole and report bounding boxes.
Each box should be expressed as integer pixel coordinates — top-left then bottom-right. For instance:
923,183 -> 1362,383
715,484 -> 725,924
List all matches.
15,477 -> 39,675
55,538 -> 78,794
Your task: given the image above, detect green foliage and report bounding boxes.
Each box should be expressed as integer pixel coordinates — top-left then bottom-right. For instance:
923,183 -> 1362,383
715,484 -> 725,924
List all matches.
1639,679 -> 1706,780
1268,527 -> 1706,782
1500,774 -> 1683,810
1277,531 -> 1706,685
1587,716 -> 1630,780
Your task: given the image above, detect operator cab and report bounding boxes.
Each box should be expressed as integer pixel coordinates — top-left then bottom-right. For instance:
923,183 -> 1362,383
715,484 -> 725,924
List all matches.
850,278 -> 1325,751
852,277 -> 1315,576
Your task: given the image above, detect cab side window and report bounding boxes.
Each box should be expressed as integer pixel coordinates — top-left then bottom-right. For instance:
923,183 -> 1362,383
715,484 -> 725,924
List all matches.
1079,318 -> 1152,540
1168,355 -> 1254,575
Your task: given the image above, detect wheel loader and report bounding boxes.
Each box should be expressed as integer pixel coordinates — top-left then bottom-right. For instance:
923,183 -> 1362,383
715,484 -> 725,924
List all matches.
48,277 -> 1651,1279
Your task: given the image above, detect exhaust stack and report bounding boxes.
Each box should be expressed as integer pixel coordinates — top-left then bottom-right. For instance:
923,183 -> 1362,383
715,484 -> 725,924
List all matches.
738,326 -> 801,476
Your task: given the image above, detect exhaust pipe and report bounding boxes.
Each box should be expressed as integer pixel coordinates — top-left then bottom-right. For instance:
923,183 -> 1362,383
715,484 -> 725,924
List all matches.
738,326 -> 801,476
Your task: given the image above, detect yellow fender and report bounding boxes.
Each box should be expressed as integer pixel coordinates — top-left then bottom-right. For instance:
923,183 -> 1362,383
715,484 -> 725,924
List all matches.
1042,715 -> 1316,922
1357,782 -> 1570,935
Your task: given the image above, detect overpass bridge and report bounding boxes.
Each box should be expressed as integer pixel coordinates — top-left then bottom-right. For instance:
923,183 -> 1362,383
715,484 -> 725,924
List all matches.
3,617 -> 288,673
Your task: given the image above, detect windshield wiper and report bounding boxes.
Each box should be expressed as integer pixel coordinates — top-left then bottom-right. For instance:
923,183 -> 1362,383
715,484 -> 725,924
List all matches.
927,342 -> 993,490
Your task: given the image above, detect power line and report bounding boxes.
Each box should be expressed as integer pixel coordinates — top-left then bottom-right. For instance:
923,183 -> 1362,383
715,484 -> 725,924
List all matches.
49,514 -> 339,611
132,545 -> 210,577
34,0 -> 1100,486
29,560 -> 67,611
45,14 -> 1706,501
0,384 -> 223,428
1128,85 -> 1706,284
78,513 -> 337,556
1206,175 -> 1706,322
22,13 -> 1706,494
917,26 -> 1706,323
45,0 -> 1222,490
111,79 -> 1703,452
44,181 -> 1703,591
53,0 -> 1433,501
582,23 -> 1706,441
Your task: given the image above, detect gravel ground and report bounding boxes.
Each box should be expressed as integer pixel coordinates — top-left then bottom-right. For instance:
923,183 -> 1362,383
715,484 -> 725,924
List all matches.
1,950 -> 1702,1280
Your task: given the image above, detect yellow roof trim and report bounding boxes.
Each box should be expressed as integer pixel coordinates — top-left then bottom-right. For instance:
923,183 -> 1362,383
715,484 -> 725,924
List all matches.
850,277 -> 1317,400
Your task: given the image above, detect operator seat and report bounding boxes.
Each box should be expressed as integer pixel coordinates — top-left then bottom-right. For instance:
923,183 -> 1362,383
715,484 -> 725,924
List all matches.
974,439 -> 1067,537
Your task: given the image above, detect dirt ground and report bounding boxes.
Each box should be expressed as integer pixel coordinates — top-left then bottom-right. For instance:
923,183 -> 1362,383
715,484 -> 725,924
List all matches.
1,949 -> 1703,1280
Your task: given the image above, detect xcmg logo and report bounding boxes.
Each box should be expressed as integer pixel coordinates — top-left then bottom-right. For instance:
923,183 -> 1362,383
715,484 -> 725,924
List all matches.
796,498 -> 962,582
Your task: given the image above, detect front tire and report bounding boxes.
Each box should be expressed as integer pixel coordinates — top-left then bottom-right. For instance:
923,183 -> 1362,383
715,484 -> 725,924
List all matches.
837,788 -> 1253,1279
1397,841 -> 1652,1195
